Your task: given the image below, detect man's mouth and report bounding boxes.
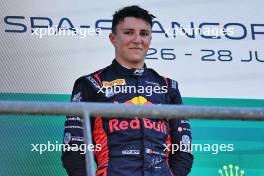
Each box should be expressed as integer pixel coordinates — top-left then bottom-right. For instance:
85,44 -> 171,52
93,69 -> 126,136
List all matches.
129,47 -> 143,51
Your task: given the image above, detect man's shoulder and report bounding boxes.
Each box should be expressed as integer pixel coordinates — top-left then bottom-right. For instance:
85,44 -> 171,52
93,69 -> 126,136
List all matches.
74,66 -> 109,89
147,68 -> 179,89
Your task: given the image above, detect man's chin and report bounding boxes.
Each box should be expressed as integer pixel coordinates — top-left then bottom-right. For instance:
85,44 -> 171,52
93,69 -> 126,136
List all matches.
128,58 -> 144,64
126,55 -> 145,63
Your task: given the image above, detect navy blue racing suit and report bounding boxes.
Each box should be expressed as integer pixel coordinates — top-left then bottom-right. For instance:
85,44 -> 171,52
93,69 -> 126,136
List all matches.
61,59 -> 193,176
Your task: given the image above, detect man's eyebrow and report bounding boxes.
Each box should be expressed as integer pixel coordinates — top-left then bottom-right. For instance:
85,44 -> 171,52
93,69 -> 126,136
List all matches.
122,28 -> 150,32
122,28 -> 134,31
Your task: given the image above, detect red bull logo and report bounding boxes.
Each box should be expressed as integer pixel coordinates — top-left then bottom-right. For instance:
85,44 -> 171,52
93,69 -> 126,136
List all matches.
109,96 -> 168,134
109,117 -> 167,134
123,96 -> 152,105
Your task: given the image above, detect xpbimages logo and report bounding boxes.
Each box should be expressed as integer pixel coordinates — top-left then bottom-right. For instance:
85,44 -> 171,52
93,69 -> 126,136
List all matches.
30,141 -> 102,154
97,85 -> 168,97
163,142 -> 234,155
31,26 -> 102,38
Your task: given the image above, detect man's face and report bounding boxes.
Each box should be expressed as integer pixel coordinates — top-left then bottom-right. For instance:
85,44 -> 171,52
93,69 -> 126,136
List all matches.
109,17 -> 152,65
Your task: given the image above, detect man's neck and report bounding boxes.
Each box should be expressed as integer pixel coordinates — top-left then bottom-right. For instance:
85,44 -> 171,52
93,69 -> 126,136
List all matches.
115,57 -> 144,69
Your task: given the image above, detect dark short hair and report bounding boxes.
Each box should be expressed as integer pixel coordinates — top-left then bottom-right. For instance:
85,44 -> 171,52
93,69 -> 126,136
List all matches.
112,5 -> 156,33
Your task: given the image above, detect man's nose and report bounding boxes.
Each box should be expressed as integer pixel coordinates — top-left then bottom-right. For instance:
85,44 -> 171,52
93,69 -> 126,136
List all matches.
132,33 -> 142,43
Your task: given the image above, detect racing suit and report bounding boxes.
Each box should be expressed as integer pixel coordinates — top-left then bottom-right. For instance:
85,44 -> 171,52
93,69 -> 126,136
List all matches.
62,59 -> 193,176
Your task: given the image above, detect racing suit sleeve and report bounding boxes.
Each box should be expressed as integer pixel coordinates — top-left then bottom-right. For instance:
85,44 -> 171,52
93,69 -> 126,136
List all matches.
168,79 -> 193,176
61,78 -> 96,176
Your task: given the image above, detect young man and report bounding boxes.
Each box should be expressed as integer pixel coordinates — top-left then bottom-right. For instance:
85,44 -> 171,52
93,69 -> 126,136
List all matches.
62,5 -> 193,176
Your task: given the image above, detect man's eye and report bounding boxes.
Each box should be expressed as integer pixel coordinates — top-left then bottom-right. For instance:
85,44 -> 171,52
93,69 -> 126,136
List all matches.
140,32 -> 149,36
124,31 -> 133,35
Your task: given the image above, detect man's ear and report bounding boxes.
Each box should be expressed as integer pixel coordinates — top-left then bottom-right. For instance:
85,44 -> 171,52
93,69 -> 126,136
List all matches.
109,33 -> 116,47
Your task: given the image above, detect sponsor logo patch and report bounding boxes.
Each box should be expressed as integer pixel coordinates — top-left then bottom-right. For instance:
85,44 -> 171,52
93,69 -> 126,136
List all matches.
72,92 -> 81,102
64,132 -> 71,144
122,150 -> 140,155
102,79 -> 126,87
182,135 -> 190,145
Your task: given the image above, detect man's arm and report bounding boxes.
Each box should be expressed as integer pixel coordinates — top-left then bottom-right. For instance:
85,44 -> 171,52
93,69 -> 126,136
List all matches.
167,79 -> 193,176
61,78 -> 96,176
